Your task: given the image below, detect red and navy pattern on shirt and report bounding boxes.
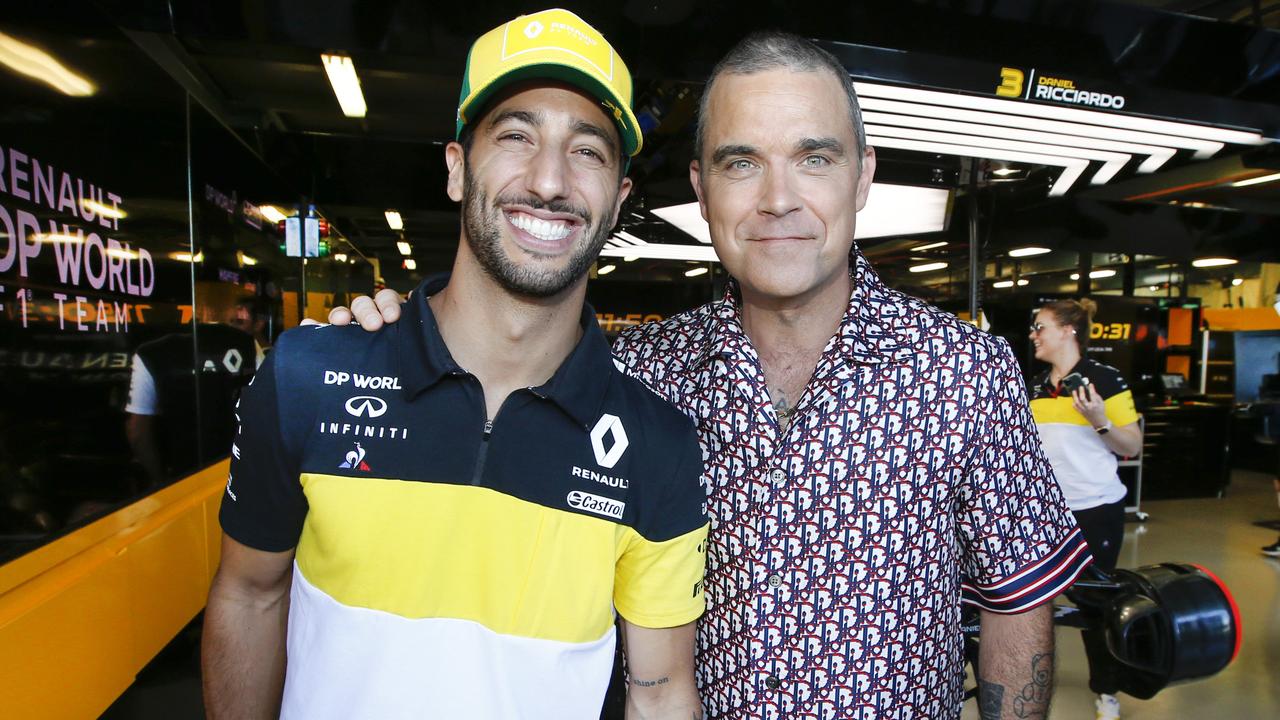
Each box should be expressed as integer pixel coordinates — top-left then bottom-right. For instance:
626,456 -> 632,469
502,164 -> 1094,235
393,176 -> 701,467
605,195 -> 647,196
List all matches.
613,249 -> 1092,720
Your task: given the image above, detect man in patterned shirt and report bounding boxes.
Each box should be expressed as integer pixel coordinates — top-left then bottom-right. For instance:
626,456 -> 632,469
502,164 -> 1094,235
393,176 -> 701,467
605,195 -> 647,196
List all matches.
339,31 -> 1092,720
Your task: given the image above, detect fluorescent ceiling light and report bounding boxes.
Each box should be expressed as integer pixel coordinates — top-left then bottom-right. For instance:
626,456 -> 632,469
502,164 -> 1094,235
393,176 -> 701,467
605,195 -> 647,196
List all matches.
238,252 -> 258,266
915,241 -> 948,251
33,232 -> 83,244
81,198 -> 125,220
991,167 -> 1020,177
403,258 -> 417,270
599,243 -> 718,262
597,264 -> 616,275
870,135 -> 1088,195
623,255 -> 639,262
868,124 -> 1132,184
854,81 -> 1265,149
685,267 -> 709,277
321,53 -> 367,118
259,205 -> 287,223
861,101 -> 1184,172
1009,246 -> 1051,257
1070,269 -> 1118,279
1231,172 -> 1280,188
396,241 -> 412,256
608,231 -> 648,247
1231,278 -> 1243,286
993,280 -> 1014,288
1191,257 -> 1238,268
650,205 -> 711,244
909,262 -> 948,273
384,210 -> 403,230
653,183 -> 949,247
334,253 -> 348,263
0,31 -> 95,96
170,251 -> 203,263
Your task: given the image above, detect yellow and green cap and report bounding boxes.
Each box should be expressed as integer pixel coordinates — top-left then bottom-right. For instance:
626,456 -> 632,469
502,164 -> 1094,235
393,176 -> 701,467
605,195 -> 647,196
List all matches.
456,8 -> 643,157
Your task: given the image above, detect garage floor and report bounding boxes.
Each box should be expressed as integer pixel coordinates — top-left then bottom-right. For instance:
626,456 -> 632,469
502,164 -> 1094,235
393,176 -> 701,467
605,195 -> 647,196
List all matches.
102,469 -> 1280,719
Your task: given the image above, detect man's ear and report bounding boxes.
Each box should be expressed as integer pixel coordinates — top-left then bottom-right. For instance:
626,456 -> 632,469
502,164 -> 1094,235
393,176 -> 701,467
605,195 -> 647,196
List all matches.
853,146 -> 877,212
688,160 -> 708,222
612,176 -> 633,226
445,141 -> 466,202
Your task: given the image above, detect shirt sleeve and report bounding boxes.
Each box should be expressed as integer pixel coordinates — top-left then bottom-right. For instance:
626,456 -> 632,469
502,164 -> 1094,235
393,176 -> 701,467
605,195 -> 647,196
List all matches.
957,338 -> 1093,613
614,428 -> 709,628
125,353 -> 158,415
218,342 -> 308,552
1102,381 -> 1140,427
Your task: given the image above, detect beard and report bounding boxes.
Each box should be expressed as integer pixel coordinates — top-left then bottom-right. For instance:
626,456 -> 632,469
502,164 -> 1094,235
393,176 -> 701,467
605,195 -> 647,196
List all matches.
461,164 -> 615,298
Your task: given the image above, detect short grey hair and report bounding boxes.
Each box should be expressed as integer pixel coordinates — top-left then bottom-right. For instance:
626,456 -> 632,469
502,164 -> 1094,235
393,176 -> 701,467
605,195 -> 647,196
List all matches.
695,31 -> 867,169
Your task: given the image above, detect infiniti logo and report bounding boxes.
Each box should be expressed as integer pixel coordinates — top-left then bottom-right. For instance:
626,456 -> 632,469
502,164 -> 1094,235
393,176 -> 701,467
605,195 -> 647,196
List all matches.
345,395 -> 388,418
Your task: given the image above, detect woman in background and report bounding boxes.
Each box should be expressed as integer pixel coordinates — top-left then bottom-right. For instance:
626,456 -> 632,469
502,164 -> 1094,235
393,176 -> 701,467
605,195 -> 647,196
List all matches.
1028,298 -> 1144,720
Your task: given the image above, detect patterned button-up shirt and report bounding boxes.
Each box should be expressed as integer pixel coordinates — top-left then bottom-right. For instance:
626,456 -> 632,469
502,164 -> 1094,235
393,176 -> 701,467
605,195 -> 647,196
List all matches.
613,250 -> 1091,719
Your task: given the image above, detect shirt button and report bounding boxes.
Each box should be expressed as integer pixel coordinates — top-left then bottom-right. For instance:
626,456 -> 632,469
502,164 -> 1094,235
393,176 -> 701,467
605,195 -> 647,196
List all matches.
767,574 -> 783,588
770,469 -> 787,488
765,675 -> 781,690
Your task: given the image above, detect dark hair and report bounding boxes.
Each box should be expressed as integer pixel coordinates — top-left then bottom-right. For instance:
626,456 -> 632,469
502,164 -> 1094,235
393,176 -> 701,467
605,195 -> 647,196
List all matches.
1042,298 -> 1097,354
695,31 -> 867,168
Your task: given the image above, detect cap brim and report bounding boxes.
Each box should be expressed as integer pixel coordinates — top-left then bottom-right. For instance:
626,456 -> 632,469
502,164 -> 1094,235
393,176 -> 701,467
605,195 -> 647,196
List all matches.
457,61 -> 642,157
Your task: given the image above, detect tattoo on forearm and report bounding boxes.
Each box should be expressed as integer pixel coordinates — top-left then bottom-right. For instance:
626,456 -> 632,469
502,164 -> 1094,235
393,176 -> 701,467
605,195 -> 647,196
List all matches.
979,682 -> 1004,720
1012,654 -> 1053,719
631,676 -> 670,688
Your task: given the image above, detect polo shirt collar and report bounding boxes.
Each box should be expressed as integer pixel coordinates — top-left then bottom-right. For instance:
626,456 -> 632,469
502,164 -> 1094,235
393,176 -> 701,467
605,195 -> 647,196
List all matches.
398,273 -> 613,428
694,246 -> 912,369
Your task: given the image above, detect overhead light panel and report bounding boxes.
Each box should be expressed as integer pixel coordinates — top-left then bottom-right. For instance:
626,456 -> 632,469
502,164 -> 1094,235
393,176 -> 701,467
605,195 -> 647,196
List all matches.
685,267 -> 709,277
1070,269 -> 1118,279
238,252 -> 258,266
1231,278 -> 1243,286
334,252 -> 348,263
597,264 -> 616,276
259,205 -> 287,223
384,210 -> 403,230
1231,172 -> 1280,188
321,53 -> 367,118
652,184 -> 949,246
1009,246 -> 1052,257
915,241 -> 948,251
600,243 -> 718,262
1192,257 -> 1238,268
170,251 -> 204,263
396,240 -> 412,256
909,262 -> 948,273
0,31 -> 95,96
993,278 -> 1030,288
403,258 -> 417,270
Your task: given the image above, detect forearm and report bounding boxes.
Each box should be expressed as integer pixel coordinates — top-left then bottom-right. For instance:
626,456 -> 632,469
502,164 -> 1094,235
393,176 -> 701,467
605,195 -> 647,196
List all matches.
1099,423 -> 1142,458
977,604 -> 1054,720
625,675 -> 703,720
201,578 -> 291,719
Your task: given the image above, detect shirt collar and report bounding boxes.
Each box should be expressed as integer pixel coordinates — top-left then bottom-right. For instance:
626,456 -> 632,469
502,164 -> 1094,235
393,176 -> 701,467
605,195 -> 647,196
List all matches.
398,273 -> 615,428
694,246 -> 912,368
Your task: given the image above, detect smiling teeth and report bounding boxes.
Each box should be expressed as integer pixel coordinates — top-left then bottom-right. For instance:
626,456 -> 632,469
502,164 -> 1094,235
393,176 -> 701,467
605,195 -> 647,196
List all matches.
509,214 -> 572,241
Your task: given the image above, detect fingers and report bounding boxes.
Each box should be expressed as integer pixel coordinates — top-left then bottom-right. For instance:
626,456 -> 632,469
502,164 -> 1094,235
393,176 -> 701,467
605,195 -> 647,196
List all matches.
326,306 -> 353,326
373,288 -> 404,323
350,296 -> 384,331
300,317 -> 322,327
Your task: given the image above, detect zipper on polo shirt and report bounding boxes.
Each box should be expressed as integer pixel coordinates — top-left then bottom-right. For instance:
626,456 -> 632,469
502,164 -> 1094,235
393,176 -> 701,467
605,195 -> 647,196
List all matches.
471,419 -> 493,486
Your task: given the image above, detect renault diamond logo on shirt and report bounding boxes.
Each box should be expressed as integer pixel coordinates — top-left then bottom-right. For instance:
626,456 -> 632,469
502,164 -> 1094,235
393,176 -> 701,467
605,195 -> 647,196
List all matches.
345,395 -> 388,418
589,413 -> 628,468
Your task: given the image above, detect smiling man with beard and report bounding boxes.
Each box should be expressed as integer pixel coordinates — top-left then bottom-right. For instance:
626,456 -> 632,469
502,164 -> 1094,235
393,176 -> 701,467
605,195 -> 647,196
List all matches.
201,9 -> 709,720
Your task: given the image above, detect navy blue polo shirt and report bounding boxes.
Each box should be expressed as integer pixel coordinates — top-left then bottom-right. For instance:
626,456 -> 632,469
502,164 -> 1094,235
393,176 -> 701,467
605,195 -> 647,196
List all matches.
219,275 -> 709,719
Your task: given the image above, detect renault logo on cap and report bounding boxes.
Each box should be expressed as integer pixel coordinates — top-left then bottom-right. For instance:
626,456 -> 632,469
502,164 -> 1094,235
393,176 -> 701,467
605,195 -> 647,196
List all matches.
345,396 -> 388,418
589,413 -> 628,468
523,20 -> 544,39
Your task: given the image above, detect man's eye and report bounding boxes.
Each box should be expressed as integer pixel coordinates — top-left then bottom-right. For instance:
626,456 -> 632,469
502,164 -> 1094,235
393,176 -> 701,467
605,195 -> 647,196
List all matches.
499,132 -> 529,143
729,159 -> 755,171
576,147 -> 604,161
803,155 -> 830,167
